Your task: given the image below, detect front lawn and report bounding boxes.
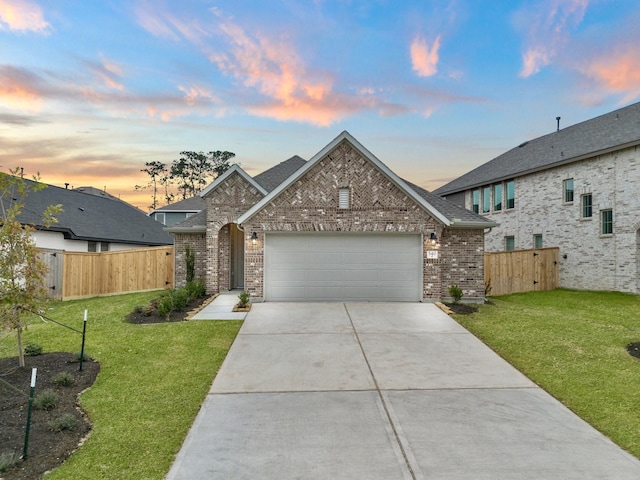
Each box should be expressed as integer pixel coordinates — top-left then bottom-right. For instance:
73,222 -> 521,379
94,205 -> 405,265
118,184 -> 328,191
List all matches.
454,289 -> 640,459
0,291 -> 241,479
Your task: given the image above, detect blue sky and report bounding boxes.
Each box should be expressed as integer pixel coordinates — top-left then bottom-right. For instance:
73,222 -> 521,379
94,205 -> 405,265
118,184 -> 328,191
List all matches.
1,0 -> 639,210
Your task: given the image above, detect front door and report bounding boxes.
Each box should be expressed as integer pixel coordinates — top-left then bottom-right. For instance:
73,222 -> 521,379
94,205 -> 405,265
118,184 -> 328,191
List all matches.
230,224 -> 245,289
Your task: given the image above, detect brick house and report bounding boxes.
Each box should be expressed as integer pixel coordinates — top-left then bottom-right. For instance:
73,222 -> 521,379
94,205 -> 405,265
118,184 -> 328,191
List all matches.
166,131 -> 494,302
435,101 -> 640,294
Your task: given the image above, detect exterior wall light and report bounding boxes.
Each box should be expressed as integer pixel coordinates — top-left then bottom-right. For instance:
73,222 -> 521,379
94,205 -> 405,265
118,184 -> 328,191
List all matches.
430,232 -> 437,246
251,232 -> 258,245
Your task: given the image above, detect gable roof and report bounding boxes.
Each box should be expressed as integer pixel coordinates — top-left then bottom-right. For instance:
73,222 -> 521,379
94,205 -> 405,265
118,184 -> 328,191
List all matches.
199,164 -> 268,198
435,101 -> 640,196
253,155 -> 307,192
5,178 -> 173,245
237,131 -> 494,228
152,196 -> 205,213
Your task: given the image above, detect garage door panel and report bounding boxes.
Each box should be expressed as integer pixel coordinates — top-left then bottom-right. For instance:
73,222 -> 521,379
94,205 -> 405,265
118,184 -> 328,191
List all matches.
265,233 -> 422,302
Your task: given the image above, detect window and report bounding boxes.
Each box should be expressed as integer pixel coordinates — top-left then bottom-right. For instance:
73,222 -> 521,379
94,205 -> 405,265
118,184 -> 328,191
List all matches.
338,188 -> 350,209
100,242 -> 110,252
601,209 -> 613,235
472,189 -> 480,213
581,194 -> 592,218
88,241 -> 97,252
505,236 -> 515,251
533,234 -> 543,249
493,183 -> 502,211
482,186 -> 491,213
506,180 -> 515,209
563,178 -> 574,203
155,212 -> 166,225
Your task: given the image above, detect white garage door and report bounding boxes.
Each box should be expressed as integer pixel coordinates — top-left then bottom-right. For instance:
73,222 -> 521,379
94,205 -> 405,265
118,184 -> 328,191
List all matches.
264,233 -> 422,302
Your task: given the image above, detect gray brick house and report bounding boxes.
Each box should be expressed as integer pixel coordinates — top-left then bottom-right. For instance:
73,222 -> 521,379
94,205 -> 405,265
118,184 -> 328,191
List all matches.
435,101 -> 640,294
166,131 -> 494,302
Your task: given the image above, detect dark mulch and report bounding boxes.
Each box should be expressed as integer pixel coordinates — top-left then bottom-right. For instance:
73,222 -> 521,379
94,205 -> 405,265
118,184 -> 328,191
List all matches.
0,352 -> 100,480
125,295 -> 211,324
627,342 -> 640,359
444,303 -> 479,315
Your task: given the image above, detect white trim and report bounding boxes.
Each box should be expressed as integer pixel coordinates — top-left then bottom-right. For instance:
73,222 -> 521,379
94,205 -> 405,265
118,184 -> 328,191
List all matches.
199,164 -> 268,198
237,131 -> 451,226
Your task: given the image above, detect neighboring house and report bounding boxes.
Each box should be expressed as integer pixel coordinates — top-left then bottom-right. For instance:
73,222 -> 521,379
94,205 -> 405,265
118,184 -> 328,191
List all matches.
150,196 -> 206,226
435,101 -> 640,294
166,132 -> 494,302
5,179 -> 173,251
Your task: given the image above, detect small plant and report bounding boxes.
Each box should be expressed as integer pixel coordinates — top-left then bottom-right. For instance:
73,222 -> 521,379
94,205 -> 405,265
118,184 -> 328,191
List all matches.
171,288 -> 190,311
135,304 -> 155,316
52,371 -> 76,387
157,294 -> 174,319
185,245 -> 196,283
24,341 -> 43,356
449,284 -> 463,304
0,451 -> 20,473
185,278 -> 206,300
71,351 -> 90,363
48,413 -> 77,432
237,291 -> 250,308
33,389 -> 59,411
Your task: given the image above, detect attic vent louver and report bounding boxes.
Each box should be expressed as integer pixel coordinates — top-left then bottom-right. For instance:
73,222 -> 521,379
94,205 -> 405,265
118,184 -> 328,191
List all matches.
78,207 -> 85,211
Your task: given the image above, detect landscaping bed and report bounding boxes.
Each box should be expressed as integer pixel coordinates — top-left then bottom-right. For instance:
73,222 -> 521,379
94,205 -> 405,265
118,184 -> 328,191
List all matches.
0,353 -> 100,480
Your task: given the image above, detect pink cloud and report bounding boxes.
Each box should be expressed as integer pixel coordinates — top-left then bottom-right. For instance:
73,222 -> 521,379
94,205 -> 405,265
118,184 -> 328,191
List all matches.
517,0 -> 589,77
0,0 -> 49,33
410,34 -> 441,77
0,65 -> 45,110
577,46 -> 640,103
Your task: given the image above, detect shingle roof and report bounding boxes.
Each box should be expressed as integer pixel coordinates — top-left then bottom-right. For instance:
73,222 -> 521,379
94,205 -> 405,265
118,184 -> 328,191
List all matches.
153,196 -> 205,213
7,178 -> 173,245
434,101 -> 640,195
253,155 -> 307,192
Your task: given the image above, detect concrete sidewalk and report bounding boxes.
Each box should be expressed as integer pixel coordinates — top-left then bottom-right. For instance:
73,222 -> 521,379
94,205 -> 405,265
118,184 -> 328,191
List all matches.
167,302 -> 640,479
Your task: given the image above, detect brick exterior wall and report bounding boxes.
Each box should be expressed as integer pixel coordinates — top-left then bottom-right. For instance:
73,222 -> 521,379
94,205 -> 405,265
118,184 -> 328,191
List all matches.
173,232 -> 206,288
242,139 -> 485,301
464,145 -> 640,294
204,172 -> 264,294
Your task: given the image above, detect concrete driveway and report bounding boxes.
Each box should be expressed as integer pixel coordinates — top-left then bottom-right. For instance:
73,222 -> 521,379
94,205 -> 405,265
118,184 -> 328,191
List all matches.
167,302 -> 640,479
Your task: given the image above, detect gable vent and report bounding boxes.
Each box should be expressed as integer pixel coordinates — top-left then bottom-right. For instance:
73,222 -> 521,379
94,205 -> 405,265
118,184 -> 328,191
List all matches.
339,188 -> 350,209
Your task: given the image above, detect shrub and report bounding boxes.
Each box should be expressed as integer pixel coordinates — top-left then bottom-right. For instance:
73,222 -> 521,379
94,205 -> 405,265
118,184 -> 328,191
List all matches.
70,351 -> 91,363
237,291 -> 250,308
48,413 -> 77,432
33,389 -> 59,411
449,284 -> 463,304
134,304 -> 155,316
52,371 -> 76,387
25,341 -> 43,356
185,245 -> 196,283
185,278 -> 206,300
171,288 -> 190,311
157,294 -> 174,319
0,452 -> 20,472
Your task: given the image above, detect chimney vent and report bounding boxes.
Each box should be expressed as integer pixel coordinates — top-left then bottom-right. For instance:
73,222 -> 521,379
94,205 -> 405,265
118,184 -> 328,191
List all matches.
556,116 -> 561,131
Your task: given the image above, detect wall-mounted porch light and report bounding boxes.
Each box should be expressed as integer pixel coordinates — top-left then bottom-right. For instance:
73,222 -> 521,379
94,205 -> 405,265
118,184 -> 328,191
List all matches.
251,231 -> 258,245
430,232 -> 438,246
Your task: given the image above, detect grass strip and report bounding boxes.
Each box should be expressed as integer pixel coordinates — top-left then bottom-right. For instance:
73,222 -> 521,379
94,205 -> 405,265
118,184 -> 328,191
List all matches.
0,291 -> 241,479
454,289 -> 640,459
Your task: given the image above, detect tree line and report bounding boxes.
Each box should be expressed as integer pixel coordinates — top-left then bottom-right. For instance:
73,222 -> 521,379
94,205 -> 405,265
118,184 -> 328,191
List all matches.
136,150 -> 236,210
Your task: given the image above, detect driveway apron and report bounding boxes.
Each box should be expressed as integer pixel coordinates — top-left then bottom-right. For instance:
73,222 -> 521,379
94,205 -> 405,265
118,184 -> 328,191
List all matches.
166,302 -> 640,479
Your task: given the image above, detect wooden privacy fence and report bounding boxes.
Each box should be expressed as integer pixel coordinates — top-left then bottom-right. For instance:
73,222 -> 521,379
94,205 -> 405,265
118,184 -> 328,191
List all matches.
484,247 -> 559,296
38,246 -> 173,300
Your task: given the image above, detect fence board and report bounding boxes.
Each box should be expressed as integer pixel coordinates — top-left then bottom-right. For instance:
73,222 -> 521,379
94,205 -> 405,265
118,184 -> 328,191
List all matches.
485,247 -> 558,296
59,246 -> 173,300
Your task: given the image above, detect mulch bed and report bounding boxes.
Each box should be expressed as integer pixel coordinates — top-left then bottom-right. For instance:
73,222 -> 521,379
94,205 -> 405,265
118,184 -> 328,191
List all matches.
125,295 -> 212,324
444,303 -> 479,315
626,342 -> 640,359
0,352 -> 100,480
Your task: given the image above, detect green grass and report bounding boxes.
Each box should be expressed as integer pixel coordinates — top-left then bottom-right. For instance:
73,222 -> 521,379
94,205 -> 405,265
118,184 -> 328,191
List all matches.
0,291 -> 241,480
454,289 -> 640,459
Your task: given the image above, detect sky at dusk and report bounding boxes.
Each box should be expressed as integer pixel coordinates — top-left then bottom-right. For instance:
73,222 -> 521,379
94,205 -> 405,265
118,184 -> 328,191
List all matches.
2,0 -> 640,211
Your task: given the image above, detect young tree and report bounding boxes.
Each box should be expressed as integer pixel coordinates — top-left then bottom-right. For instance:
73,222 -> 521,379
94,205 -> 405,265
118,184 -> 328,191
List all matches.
171,150 -> 236,199
0,169 -> 62,367
135,161 -> 172,211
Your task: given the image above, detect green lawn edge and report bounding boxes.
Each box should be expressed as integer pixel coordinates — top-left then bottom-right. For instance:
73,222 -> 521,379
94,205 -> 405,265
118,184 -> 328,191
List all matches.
0,291 -> 241,480
454,289 -> 640,459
